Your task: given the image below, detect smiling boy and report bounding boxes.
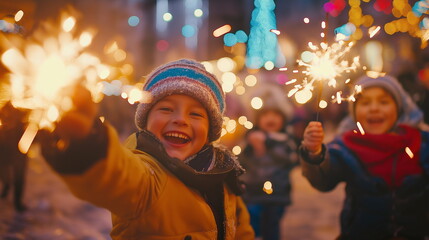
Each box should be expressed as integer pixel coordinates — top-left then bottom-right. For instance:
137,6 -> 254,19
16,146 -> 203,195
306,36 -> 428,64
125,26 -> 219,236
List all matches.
41,59 -> 254,240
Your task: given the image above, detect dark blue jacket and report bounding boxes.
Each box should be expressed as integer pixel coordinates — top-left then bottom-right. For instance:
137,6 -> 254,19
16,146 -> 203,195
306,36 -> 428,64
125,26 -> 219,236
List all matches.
240,130 -> 298,205
300,130 -> 429,240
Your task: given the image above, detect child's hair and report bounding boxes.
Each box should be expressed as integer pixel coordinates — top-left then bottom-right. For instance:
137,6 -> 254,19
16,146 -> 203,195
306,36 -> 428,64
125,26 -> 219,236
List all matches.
337,74 -> 424,133
135,59 -> 225,142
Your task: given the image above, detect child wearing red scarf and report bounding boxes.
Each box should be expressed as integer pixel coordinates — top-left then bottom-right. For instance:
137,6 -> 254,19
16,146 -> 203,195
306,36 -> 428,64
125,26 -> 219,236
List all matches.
300,75 -> 429,240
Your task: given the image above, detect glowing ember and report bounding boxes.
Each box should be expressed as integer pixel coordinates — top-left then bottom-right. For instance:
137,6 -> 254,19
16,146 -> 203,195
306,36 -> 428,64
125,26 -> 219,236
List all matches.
405,147 -> 414,159
213,24 -> 231,37
356,121 -> 365,135
285,79 -> 297,85
270,29 -> 281,35
369,26 -> 381,38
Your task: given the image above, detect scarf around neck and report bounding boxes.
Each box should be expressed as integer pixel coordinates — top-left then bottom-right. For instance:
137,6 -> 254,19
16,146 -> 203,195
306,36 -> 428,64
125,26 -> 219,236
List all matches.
135,130 -> 245,195
343,125 -> 423,188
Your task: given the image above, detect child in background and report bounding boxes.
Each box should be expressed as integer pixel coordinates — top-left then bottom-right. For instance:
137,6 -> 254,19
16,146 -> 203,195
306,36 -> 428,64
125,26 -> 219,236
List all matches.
40,59 -> 254,240
300,75 -> 429,240
239,85 -> 298,240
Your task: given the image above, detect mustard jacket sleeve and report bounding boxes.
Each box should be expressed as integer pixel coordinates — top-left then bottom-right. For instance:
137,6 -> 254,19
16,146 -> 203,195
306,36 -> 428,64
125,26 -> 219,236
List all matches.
234,196 -> 255,239
59,124 -> 166,219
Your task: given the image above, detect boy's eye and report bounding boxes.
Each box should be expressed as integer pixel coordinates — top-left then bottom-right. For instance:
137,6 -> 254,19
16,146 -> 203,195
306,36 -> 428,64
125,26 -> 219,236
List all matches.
159,107 -> 173,112
190,112 -> 205,117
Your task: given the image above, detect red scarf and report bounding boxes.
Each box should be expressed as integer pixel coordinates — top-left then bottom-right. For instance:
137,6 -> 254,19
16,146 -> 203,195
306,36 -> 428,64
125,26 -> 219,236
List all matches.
343,125 -> 422,188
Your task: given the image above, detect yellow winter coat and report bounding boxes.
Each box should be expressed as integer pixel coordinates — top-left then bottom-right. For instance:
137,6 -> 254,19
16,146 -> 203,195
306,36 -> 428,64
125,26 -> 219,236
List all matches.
56,124 -> 254,240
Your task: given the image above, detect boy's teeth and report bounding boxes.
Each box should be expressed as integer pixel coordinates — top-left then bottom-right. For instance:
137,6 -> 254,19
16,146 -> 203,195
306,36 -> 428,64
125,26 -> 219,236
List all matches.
165,132 -> 189,140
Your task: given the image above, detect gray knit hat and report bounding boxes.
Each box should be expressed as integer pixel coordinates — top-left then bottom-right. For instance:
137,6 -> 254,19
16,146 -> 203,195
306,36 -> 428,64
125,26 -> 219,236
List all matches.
337,74 -> 424,133
135,59 -> 225,142
352,75 -> 403,115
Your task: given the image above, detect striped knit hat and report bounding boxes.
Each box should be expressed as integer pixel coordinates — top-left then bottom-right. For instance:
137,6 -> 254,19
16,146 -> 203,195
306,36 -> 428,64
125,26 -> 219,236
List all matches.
135,59 -> 225,142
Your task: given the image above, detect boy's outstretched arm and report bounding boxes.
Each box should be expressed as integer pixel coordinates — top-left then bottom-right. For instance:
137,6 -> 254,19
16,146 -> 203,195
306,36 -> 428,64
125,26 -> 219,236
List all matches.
40,85 -> 108,175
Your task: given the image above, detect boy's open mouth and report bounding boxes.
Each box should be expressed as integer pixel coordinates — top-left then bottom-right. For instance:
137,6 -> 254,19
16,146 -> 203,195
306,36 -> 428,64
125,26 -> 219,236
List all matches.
163,132 -> 191,144
367,118 -> 384,124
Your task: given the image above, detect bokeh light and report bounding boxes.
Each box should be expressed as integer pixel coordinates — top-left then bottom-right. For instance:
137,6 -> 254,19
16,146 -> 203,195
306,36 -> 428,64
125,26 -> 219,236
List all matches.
182,25 -> 196,38
128,16 -> 140,27
223,33 -> 237,47
194,9 -> 203,17
156,40 -> 169,51
251,97 -> 263,109
163,12 -> 173,22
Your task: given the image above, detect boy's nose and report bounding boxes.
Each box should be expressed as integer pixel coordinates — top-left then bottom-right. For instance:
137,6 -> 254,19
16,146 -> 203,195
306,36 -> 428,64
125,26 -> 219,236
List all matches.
369,103 -> 379,111
172,112 -> 188,126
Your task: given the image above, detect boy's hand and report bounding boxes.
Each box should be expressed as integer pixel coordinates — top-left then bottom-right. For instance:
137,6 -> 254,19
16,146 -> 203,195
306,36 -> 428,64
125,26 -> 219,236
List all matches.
56,85 -> 98,140
302,121 -> 324,154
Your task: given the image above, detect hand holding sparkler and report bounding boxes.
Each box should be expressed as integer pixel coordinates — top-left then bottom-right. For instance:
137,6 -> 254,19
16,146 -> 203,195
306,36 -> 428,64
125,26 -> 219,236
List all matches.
302,121 -> 324,156
55,85 -> 98,141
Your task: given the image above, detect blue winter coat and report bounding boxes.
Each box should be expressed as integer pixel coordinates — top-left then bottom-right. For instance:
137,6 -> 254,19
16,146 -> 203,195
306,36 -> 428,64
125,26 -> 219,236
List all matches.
300,130 -> 429,240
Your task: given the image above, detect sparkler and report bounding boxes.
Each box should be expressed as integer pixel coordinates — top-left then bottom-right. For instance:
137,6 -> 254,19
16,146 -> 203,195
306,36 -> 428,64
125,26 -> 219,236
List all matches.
286,16 -> 360,117
0,11 -> 142,153
288,40 -> 360,107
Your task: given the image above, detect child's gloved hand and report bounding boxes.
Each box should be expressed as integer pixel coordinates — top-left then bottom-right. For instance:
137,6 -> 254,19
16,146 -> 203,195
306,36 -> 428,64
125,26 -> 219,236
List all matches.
56,85 -> 98,140
302,121 -> 324,155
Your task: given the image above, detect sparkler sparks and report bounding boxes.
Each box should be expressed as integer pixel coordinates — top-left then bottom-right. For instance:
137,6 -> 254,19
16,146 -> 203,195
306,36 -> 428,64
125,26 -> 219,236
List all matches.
288,40 -> 360,106
405,147 -> 414,159
0,11 -> 138,153
369,26 -> 381,38
356,121 -> 365,135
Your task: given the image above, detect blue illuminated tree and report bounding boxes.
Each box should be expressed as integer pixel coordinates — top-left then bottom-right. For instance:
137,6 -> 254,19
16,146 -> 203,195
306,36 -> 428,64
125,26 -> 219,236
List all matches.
246,0 -> 284,69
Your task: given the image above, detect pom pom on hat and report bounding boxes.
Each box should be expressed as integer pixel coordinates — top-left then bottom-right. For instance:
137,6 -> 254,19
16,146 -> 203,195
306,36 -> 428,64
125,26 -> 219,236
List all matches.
135,59 -> 225,142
